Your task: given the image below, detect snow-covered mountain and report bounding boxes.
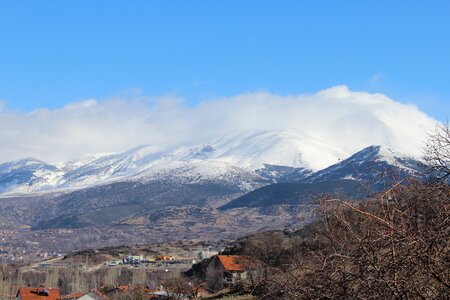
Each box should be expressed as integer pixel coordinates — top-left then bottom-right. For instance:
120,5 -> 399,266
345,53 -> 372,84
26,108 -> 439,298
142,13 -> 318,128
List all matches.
0,130 -> 429,235
0,130 -> 424,195
220,146 -> 427,210
0,158 -> 57,194
305,145 -> 426,187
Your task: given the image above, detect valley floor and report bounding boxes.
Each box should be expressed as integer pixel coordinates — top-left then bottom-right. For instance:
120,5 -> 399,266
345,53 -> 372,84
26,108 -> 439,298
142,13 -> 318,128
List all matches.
0,204 -> 316,264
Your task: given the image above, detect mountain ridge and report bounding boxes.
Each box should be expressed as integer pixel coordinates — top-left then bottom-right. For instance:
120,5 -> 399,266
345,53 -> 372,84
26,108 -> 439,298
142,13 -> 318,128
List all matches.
0,130 -> 423,196
0,134 -> 428,249
220,145 -> 426,210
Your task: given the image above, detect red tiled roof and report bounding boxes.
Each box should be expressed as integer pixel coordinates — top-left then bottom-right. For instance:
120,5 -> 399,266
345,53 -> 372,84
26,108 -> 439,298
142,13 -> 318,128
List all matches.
216,255 -> 252,272
17,288 -> 61,300
117,286 -> 131,293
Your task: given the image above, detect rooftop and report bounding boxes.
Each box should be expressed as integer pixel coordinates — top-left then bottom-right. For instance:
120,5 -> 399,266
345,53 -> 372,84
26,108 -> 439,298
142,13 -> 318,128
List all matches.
216,255 -> 253,272
17,288 -> 61,300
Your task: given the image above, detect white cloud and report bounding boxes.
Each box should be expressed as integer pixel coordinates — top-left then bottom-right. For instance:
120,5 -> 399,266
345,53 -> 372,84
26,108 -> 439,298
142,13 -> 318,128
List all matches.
0,86 -> 438,164
64,99 -> 98,110
369,72 -> 384,85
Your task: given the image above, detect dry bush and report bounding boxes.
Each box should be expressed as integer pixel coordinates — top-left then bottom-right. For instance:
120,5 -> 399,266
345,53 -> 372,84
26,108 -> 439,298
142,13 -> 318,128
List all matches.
163,273 -> 200,299
257,183 -> 449,299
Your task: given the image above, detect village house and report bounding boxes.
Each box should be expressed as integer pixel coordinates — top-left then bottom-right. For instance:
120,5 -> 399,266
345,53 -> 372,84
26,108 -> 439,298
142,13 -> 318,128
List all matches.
123,255 -> 145,264
197,249 -> 219,261
72,291 -> 106,300
103,285 -> 161,299
16,287 -> 61,300
106,259 -> 123,267
155,255 -> 175,262
206,255 -> 254,291
61,290 -> 107,300
103,285 -> 131,297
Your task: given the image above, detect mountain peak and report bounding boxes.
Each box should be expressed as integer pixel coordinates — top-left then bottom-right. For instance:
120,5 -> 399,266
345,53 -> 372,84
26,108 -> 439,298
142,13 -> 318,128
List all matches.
349,145 -> 416,165
306,144 -> 424,184
0,157 -> 49,173
199,129 -> 349,170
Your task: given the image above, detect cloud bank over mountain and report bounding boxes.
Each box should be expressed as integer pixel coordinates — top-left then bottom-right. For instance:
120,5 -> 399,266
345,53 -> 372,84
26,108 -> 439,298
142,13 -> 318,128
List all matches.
0,86 -> 437,164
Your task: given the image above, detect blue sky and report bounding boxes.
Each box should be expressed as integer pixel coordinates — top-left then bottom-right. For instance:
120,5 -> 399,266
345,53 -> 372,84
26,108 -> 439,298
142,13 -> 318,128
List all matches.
0,1 -> 449,120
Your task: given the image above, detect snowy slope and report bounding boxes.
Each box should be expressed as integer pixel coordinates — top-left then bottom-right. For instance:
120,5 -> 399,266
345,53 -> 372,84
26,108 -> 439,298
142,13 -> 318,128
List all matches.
220,146 -> 427,210
0,130 -> 423,195
306,145 -> 425,185
0,158 -> 57,193
163,129 -> 348,170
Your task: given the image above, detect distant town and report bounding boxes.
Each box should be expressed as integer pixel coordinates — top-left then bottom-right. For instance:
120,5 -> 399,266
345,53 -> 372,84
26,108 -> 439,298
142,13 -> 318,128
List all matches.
1,236 -> 260,299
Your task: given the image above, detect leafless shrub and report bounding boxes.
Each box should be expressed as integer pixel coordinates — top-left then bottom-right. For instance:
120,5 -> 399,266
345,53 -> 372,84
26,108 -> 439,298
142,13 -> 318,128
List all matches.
163,273 -> 199,299
255,183 -> 449,299
424,122 -> 450,181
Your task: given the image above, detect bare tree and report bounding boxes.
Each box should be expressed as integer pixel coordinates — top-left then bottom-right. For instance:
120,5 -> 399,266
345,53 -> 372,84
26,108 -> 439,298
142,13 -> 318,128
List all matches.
256,183 -> 450,299
424,122 -> 450,181
164,274 -> 200,299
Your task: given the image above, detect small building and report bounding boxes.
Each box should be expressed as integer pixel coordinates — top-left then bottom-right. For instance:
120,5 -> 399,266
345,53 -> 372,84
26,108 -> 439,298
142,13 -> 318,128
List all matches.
197,250 -> 219,261
206,255 -> 254,291
104,286 -> 163,299
155,255 -> 175,262
75,291 -> 104,300
16,288 -> 61,300
106,259 -> 123,266
123,255 -> 144,264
